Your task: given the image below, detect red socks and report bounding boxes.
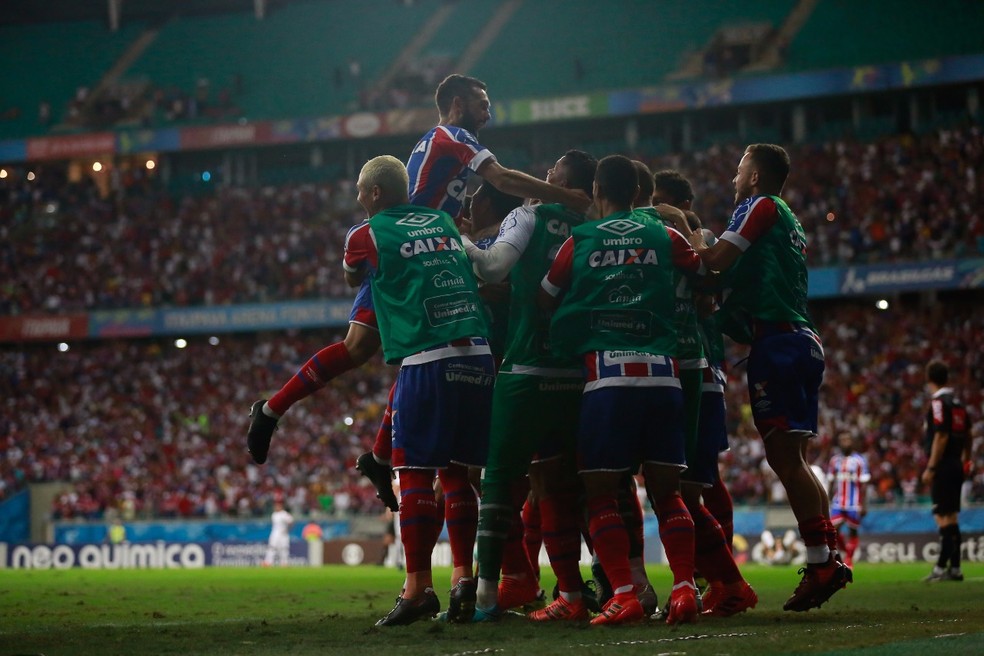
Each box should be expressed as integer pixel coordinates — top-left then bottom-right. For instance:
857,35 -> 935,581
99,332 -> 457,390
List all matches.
653,493 -> 696,586
702,477 -> 734,549
617,478 -> 645,560
692,504 -> 741,585
539,492 -> 584,593
587,495 -> 632,592
398,469 -> 441,574
438,464 -> 478,569
267,342 -> 355,416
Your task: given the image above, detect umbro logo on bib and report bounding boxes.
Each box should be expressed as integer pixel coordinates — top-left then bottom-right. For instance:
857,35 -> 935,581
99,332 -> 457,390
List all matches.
598,219 -> 645,237
396,212 -> 442,227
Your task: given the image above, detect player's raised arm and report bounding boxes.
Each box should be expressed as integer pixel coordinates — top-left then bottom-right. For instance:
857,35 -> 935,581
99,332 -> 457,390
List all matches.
478,158 -> 591,212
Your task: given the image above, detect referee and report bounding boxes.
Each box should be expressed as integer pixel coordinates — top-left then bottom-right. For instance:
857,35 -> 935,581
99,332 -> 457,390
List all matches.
921,360 -> 971,582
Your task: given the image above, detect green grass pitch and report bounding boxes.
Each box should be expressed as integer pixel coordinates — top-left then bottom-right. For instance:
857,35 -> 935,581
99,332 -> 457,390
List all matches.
1,562 -> 982,655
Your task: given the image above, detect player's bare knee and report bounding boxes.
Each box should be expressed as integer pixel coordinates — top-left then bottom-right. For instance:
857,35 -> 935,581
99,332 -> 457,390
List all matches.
343,326 -> 381,364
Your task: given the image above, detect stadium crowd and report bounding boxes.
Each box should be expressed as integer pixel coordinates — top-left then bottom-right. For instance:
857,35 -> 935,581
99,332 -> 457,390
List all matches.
0,299 -> 980,520
1,126 -> 983,316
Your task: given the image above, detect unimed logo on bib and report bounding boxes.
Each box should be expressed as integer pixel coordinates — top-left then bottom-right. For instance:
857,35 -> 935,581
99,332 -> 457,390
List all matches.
597,219 -> 645,237
396,212 -> 442,228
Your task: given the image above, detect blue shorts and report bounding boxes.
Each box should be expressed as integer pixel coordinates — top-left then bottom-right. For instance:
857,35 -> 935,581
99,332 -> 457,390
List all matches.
830,509 -> 863,529
348,279 -> 378,330
577,385 -> 685,472
391,354 -> 495,469
746,328 -> 824,439
682,384 -> 727,487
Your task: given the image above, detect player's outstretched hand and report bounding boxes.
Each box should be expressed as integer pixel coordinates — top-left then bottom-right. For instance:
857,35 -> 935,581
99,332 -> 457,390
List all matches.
655,203 -> 690,234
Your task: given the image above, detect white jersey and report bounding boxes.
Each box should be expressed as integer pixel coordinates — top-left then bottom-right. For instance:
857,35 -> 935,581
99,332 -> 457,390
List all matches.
269,509 -> 294,543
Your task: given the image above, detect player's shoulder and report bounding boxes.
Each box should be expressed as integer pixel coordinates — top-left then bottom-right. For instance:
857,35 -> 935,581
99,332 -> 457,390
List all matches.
437,124 -> 482,147
345,219 -> 370,239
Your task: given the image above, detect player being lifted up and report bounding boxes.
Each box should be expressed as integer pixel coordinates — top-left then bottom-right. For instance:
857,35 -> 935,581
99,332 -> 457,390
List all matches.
246,75 -> 588,484
658,144 -> 852,612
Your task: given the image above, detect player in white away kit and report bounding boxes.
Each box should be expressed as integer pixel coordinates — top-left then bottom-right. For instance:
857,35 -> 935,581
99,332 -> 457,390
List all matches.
264,501 -> 294,567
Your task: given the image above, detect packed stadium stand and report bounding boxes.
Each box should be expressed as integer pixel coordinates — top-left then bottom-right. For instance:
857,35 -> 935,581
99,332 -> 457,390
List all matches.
2,0 -> 983,138
1,0 -> 983,529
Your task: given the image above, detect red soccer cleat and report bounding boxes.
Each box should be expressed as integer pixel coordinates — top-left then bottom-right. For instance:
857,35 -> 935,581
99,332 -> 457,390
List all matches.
701,580 -> 758,618
590,592 -> 645,626
528,595 -> 588,622
666,582 -> 699,625
783,555 -> 853,612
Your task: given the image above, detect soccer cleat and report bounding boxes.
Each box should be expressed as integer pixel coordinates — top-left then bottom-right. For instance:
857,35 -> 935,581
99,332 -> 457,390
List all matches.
553,581 -> 601,613
528,596 -> 589,622
923,566 -> 948,582
471,605 -> 504,623
498,577 -> 542,611
590,560 -> 614,609
636,583 -> 659,617
783,556 -> 853,611
701,581 -> 758,618
246,400 -> 278,464
666,583 -> 699,625
446,577 -> 477,623
355,451 -> 399,512
375,589 -> 441,626
946,568 -> 965,582
590,592 -> 645,626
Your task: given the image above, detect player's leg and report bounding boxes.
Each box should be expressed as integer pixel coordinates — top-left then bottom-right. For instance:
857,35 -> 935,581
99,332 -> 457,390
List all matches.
576,387 -> 652,626
702,475 -> 734,548
681,482 -> 756,618
682,374 -> 754,618
248,299 -> 380,464
926,503 -> 962,581
527,454 -> 589,622
356,380 -> 399,512
376,361 -> 451,627
750,332 -> 850,611
934,464 -> 965,580
475,374 -> 541,616
521,494 -> 542,582
700,367 -> 735,549
617,474 -> 658,616
442,352 -> 496,623
844,522 -> 860,568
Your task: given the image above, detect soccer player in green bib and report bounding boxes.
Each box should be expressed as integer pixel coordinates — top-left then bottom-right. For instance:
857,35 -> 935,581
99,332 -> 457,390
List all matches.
540,155 -> 708,626
345,155 -> 495,626
460,150 -> 598,622
659,144 -> 852,612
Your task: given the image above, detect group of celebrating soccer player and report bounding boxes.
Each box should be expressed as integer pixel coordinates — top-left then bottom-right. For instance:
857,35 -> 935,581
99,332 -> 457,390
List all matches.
246,73 -> 853,627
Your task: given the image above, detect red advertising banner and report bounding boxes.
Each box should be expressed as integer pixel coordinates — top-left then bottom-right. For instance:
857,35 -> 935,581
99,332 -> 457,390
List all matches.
25,133 -> 116,161
0,314 -> 88,342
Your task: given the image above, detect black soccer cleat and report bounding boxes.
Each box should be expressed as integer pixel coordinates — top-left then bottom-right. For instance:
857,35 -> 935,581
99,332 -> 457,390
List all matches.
375,589 -> 441,627
355,451 -> 399,512
246,400 -> 278,465
446,577 -> 477,623
590,560 -> 614,609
